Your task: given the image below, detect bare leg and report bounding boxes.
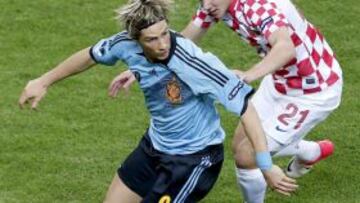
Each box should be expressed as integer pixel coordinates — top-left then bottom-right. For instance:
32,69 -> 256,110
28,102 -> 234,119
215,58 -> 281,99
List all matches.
232,122 -> 257,169
103,173 -> 142,203
232,124 -> 266,203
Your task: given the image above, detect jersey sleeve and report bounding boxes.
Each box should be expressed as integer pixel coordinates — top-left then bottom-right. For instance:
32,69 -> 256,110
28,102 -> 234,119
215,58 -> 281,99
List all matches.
171,39 -> 255,116
244,0 -> 289,40
192,4 -> 217,29
89,31 -> 132,66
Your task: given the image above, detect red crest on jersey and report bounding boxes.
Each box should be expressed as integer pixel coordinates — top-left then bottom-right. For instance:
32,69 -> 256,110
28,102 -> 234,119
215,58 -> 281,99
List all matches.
166,77 -> 182,104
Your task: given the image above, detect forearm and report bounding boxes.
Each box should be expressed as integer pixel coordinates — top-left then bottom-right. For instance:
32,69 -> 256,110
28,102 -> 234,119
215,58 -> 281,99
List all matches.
181,22 -> 207,43
240,102 -> 274,171
40,47 -> 95,86
240,102 -> 268,152
246,41 -> 295,82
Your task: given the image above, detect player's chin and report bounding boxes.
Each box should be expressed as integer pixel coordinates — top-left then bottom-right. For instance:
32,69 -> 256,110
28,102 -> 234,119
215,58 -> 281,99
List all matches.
157,52 -> 169,60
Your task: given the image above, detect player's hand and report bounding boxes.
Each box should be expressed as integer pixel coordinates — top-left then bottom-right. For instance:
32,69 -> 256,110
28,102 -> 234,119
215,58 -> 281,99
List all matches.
262,165 -> 298,196
19,78 -> 48,109
108,70 -> 136,98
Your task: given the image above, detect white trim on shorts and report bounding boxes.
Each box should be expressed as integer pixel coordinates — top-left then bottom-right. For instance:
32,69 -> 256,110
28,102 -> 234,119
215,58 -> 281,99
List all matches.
174,156 -> 212,203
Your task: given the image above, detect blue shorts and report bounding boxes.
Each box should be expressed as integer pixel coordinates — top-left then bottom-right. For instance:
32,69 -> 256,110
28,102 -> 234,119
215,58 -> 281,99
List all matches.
118,132 -> 224,203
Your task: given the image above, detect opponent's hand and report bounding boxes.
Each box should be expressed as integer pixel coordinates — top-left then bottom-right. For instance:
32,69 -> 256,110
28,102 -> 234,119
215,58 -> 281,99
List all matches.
108,70 -> 136,98
262,165 -> 298,196
19,78 -> 48,109
233,70 -> 248,82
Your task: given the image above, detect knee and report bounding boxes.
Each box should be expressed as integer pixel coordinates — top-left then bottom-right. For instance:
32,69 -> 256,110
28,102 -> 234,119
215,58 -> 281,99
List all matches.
231,127 -> 258,169
232,142 -> 257,169
234,151 -> 256,169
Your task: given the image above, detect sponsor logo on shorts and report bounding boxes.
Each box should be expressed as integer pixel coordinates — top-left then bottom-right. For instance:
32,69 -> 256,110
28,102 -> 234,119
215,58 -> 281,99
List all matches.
228,81 -> 244,100
159,195 -> 171,203
275,125 -> 287,132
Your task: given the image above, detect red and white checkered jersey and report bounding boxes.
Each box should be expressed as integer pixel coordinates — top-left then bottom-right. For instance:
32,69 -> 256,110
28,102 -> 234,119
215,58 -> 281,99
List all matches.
192,0 -> 342,96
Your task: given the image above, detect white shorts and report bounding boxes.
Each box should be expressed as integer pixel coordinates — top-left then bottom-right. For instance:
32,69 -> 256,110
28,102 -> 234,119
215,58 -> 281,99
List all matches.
251,75 -> 343,152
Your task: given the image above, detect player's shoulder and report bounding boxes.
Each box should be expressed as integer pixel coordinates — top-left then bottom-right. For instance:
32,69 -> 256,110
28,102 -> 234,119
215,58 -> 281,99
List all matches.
111,30 -> 131,40
172,30 -> 198,54
104,30 -> 143,58
108,31 -> 137,48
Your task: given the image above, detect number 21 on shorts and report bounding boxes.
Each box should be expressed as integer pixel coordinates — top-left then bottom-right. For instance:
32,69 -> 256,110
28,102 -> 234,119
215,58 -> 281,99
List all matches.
277,103 -> 309,130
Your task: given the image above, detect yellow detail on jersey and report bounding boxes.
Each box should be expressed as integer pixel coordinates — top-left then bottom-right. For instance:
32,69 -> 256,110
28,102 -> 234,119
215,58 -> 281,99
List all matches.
159,195 -> 171,203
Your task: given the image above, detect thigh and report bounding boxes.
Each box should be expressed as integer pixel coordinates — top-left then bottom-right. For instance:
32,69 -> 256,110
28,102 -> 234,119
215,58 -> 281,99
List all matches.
252,78 -> 339,145
260,95 -> 335,145
103,173 -> 142,203
118,135 -> 158,198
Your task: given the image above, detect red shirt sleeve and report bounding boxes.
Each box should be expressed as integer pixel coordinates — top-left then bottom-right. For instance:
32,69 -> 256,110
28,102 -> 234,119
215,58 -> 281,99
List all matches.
192,6 -> 217,29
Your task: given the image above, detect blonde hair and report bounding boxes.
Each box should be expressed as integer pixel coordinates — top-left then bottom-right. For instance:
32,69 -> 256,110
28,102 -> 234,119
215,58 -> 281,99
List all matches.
116,0 -> 173,39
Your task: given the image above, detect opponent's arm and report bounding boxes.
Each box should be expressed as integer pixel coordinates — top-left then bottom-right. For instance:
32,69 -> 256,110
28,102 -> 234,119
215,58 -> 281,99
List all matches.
244,27 -> 295,83
181,21 -> 208,43
238,28 -> 296,83
19,47 -> 95,109
108,70 -> 136,98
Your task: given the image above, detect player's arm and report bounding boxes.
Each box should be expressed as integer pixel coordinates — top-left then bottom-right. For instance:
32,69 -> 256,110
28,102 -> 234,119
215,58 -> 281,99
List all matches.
240,103 -> 298,195
19,47 -> 96,109
240,27 -> 296,83
33,47 -> 95,88
180,21 -> 208,43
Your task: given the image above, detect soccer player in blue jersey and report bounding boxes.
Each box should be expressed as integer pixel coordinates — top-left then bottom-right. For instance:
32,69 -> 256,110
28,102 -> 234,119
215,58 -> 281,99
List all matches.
19,0 -> 297,202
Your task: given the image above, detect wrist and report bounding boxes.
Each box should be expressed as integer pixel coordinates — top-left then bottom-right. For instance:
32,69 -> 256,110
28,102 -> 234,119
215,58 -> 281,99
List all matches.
38,76 -> 52,88
245,70 -> 260,83
255,151 -> 273,171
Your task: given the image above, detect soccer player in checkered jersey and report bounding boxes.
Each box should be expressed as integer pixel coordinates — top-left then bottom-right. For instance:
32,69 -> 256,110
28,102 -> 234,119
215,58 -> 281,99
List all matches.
112,0 -> 343,202
19,0 -> 299,202
187,0 -> 343,202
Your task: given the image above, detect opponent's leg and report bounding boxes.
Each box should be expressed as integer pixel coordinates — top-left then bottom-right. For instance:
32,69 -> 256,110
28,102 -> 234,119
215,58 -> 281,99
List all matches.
282,140 -> 334,178
232,124 -> 267,203
277,81 -> 342,178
